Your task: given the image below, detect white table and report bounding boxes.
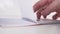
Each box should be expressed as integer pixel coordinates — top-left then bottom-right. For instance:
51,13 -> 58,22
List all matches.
0,24 -> 60,34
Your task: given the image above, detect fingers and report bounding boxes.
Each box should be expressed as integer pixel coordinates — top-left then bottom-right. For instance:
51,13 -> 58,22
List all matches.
37,11 -> 41,21
36,4 -> 49,20
53,13 -> 60,20
41,1 -> 57,18
33,0 -> 48,12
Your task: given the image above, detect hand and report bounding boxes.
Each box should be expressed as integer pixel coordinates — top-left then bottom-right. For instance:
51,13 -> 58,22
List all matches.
33,0 -> 60,20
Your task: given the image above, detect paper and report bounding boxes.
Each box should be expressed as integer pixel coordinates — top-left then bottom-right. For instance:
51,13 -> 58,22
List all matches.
0,0 -> 37,27
22,17 -> 60,25
0,18 -> 36,27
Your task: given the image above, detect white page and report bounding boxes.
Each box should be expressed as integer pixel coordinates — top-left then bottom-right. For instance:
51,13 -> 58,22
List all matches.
0,18 -> 36,27
0,0 -> 37,27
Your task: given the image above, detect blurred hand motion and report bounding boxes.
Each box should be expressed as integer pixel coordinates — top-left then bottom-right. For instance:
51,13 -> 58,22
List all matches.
33,0 -> 60,20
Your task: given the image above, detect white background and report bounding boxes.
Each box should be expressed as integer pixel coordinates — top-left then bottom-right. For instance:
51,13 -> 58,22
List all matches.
0,0 -> 21,19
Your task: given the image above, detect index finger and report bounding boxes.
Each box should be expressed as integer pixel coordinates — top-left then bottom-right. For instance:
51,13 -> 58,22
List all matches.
33,0 -> 48,12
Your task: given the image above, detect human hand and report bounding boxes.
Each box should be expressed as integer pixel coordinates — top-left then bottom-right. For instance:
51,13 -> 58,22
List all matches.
33,0 -> 60,20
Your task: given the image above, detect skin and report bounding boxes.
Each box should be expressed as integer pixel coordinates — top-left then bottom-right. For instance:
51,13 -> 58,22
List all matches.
33,0 -> 60,20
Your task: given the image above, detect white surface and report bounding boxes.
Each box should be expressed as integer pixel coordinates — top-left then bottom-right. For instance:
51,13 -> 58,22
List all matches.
0,0 -> 37,26
0,25 -> 60,34
0,18 -> 36,27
